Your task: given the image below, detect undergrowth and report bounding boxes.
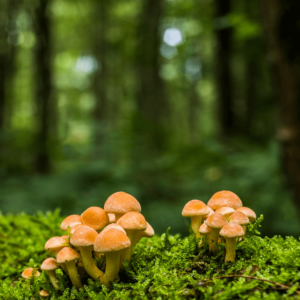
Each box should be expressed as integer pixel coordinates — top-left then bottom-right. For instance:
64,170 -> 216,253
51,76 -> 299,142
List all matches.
1,212 -> 300,299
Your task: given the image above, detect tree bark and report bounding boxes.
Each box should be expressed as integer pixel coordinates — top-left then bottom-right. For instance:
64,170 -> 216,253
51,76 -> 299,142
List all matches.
135,0 -> 168,151
33,0 -> 53,173
261,0 -> 300,213
215,0 -> 233,137
93,0 -> 108,157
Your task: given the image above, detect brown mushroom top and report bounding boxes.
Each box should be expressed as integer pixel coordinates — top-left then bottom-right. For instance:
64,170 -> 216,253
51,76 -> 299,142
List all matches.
229,211 -> 250,225
56,247 -> 80,263
236,207 -> 256,222
22,268 -> 40,279
205,212 -> 227,229
203,206 -> 214,220
94,228 -> 131,252
207,191 -> 242,210
81,206 -> 109,231
182,200 -> 209,217
102,223 -> 126,234
220,222 -> 245,238
140,222 -> 155,237
199,223 -> 212,235
104,192 -> 141,214
108,213 -> 116,223
40,290 -> 50,297
117,212 -> 147,231
70,225 -> 98,247
215,207 -> 235,219
41,258 -> 59,271
45,237 -> 65,252
60,215 -> 82,231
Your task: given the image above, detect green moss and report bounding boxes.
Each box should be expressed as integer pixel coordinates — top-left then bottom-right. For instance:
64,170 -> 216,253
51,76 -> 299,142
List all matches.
0,212 -> 300,299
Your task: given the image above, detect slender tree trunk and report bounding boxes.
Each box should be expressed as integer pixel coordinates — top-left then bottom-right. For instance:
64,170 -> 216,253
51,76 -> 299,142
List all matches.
93,0 -> 108,157
188,82 -> 200,143
215,0 -> 233,136
261,0 -> 300,214
34,0 -> 53,173
135,0 -> 168,151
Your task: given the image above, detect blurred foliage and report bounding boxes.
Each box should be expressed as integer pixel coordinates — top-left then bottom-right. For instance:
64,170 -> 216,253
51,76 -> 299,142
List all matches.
1,214 -> 300,299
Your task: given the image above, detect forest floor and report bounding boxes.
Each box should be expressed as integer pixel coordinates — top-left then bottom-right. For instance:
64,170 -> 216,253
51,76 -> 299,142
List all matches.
1,212 -> 300,299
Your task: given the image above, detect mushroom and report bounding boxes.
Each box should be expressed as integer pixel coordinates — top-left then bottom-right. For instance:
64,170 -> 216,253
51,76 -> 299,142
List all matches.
61,215 -> 82,231
94,228 -> 131,288
205,212 -> 227,252
22,268 -> 40,289
56,247 -> 82,288
41,258 -> 60,290
102,223 -> 127,234
215,207 -> 235,219
182,200 -> 209,238
44,237 -> 68,274
104,191 -> 141,222
117,212 -> 147,264
108,213 -> 116,224
81,206 -> 109,232
236,207 -> 256,225
70,225 -> 104,281
70,224 -> 85,234
229,211 -> 250,233
131,222 -> 154,250
199,223 -> 212,247
207,191 -> 243,210
219,222 -> 244,262
39,290 -> 50,298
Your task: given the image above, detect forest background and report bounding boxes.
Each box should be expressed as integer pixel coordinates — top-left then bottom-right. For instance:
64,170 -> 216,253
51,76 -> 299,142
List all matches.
1,0 -> 300,237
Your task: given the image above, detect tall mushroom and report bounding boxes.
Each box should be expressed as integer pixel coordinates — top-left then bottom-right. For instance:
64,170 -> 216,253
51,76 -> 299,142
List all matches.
56,247 -> 82,288
94,228 -> 131,288
229,211 -> 250,233
104,191 -> 141,222
182,200 -> 209,238
205,212 -> 227,252
219,222 -> 244,262
70,225 -> 104,281
81,206 -> 109,232
22,268 -> 40,289
207,191 -> 243,210
117,212 -> 147,264
41,258 -> 60,290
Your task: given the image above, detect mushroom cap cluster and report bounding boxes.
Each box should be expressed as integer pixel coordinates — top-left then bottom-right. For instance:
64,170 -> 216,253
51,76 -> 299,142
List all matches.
22,191 -> 154,293
182,190 -> 257,262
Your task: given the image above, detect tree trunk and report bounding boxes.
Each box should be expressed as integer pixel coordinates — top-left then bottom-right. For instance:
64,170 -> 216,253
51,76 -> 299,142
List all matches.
135,0 -> 168,151
215,0 -> 233,136
93,0 -> 108,157
261,0 -> 300,213
33,0 -> 53,173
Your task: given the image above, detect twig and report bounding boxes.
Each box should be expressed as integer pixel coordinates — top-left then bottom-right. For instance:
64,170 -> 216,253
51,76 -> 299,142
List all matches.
206,275 -> 300,295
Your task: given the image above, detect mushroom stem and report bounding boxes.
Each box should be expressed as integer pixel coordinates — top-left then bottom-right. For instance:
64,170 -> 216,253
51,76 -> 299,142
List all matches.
120,230 -> 135,265
27,281 -> 30,290
190,216 -> 203,238
79,246 -> 104,281
209,228 -> 221,252
103,251 -> 120,288
53,249 -> 68,275
47,270 -> 60,290
114,213 -> 123,222
225,237 -> 237,262
65,261 -> 82,288
242,224 -> 247,234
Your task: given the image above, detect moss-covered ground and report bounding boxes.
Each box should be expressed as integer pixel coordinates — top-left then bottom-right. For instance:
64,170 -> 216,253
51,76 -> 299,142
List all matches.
1,211 -> 300,299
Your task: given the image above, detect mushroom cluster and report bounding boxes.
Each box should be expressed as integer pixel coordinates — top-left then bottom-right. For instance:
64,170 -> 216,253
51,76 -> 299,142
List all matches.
182,190 -> 256,262
22,191 -> 154,293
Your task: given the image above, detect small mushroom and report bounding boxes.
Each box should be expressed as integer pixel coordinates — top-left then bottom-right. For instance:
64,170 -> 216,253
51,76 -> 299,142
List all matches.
57,247 -> 82,288
236,207 -> 256,227
94,228 -> 131,288
61,215 -> 82,231
182,200 -> 209,238
70,225 -> 104,281
205,212 -> 227,252
215,207 -> 235,219
219,222 -> 244,262
117,212 -> 147,264
22,268 -> 40,289
104,191 -> 141,222
41,258 -> 60,290
40,290 -> 50,298
207,191 -> 243,210
81,207 -> 109,232
199,222 -> 212,247
229,211 -> 250,233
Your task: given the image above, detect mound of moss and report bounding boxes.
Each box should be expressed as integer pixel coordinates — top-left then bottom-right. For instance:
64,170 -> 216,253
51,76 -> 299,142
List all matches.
1,212 -> 300,299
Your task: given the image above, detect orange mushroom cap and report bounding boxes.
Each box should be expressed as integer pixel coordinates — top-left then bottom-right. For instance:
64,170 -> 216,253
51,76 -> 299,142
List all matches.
94,228 -> 131,253
41,258 -> 59,271
236,207 -> 256,222
117,212 -> 147,231
81,207 -> 109,231
60,215 -> 82,231
215,207 -> 235,219
205,212 -> 227,229
199,222 -> 212,235
56,247 -> 80,263
229,211 -> 250,225
70,225 -> 98,247
104,192 -> 141,214
207,191 -> 242,210
182,200 -> 209,217
102,223 -> 127,234
22,268 -> 40,279
45,237 -> 65,252
220,222 -> 245,238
